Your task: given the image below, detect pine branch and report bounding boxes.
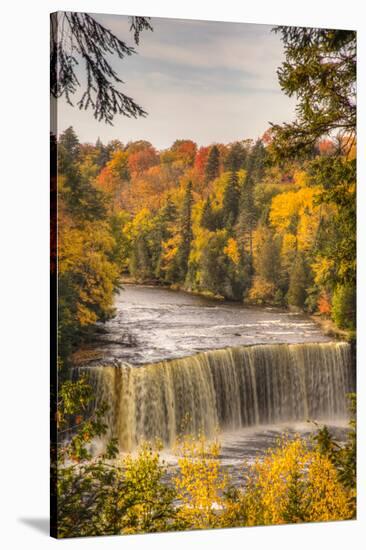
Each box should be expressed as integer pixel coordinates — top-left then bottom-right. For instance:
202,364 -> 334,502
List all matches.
50,12 -> 152,123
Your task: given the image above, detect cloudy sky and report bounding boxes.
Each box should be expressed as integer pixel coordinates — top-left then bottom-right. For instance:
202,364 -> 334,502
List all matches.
57,13 -> 296,150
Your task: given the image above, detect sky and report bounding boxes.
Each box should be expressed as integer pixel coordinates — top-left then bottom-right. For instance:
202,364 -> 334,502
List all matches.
57,13 -> 297,150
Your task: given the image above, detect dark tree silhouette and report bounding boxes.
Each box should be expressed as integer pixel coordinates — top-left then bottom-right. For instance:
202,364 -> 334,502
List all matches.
270,27 -> 356,158
50,12 -> 153,124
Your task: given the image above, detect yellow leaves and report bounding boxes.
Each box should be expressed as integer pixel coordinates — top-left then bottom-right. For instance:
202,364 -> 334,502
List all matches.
161,234 -> 180,263
293,170 -> 309,187
248,276 -> 276,305
189,226 -> 212,265
282,232 -> 297,254
245,437 -> 306,525
306,454 -> 352,522
224,237 -> 240,265
119,442 -> 173,535
270,187 -> 320,235
270,185 -> 327,256
58,220 -> 119,327
244,436 -> 353,526
124,434 -> 353,532
213,173 -> 230,208
270,190 -> 299,232
173,434 -> 226,530
129,208 -> 155,235
107,149 -> 129,178
76,303 -> 98,326
311,256 -> 335,287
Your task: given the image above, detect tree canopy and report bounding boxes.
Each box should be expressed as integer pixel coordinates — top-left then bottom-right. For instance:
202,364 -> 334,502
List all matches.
270,27 -> 356,159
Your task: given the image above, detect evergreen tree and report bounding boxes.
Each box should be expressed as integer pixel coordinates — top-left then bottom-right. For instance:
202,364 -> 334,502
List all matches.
159,196 -> 178,240
282,471 -> 307,523
154,197 -> 178,279
238,172 -> 256,257
271,27 -> 355,158
58,128 -> 107,222
255,227 -> 281,285
205,145 -> 220,183
58,126 -> 80,172
247,139 -> 266,182
200,236 -> 227,297
95,137 -> 110,168
176,182 -> 194,281
51,12 -> 152,124
222,171 -> 240,228
287,254 -> 309,308
224,141 -> 247,172
130,234 -> 153,281
200,197 -> 216,231
332,284 -> 356,330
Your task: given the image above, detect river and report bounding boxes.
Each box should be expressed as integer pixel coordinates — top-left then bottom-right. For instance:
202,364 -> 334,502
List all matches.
78,284 -> 354,474
86,283 -> 333,365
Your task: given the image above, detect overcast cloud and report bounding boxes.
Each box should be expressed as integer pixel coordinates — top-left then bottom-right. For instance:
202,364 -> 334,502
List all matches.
57,13 -> 296,149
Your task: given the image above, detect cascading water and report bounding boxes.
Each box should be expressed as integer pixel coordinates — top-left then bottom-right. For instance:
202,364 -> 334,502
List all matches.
78,341 -> 354,451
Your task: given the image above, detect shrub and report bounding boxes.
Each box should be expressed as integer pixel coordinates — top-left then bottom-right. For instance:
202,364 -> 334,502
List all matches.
243,436 -> 353,526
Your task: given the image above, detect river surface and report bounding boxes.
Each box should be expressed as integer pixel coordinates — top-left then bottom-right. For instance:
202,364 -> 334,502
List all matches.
82,284 -> 350,473
87,284 -> 333,365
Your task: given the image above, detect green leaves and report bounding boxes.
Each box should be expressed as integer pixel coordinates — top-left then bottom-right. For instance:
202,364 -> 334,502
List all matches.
271,27 -> 356,160
312,393 -> 356,509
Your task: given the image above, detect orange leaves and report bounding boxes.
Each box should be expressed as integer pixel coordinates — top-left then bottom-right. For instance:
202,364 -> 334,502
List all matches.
194,146 -> 210,176
128,146 -> 159,175
317,292 -> 332,315
171,139 -> 197,167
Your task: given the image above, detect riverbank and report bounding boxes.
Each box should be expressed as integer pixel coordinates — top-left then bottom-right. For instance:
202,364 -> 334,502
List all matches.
310,313 -> 355,342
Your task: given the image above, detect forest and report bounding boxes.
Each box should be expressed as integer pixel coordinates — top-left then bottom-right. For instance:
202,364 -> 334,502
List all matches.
57,124 -> 356,366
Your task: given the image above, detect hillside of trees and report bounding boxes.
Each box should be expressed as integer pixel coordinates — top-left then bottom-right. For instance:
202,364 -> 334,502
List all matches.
57,126 -> 355,366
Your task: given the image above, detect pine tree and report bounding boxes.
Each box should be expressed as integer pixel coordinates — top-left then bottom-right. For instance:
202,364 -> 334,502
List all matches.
205,145 -> 220,183
255,227 -> 281,285
247,139 -> 266,183
130,234 -> 152,281
58,128 -> 107,222
271,27 -> 356,159
287,253 -> 309,308
160,196 -> 178,240
200,197 -> 216,231
224,141 -> 247,172
51,12 -> 152,124
154,197 -> 178,279
222,171 -> 240,228
239,172 -> 256,257
176,182 -> 194,281
58,126 -> 80,172
282,470 -> 307,523
95,137 -> 109,168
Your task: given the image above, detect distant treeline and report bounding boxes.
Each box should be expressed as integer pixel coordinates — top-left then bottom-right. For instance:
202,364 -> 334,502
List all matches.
56,127 -> 355,364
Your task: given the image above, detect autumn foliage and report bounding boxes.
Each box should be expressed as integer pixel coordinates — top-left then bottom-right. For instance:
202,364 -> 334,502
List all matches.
57,124 -> 356,364
57,377 -> 356,538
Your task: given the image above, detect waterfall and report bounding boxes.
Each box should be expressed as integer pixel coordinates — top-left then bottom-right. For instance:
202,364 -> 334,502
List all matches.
79,342 -> 354,451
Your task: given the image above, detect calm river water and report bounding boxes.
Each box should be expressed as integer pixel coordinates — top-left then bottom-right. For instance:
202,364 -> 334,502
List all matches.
89,283 -> 332,365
